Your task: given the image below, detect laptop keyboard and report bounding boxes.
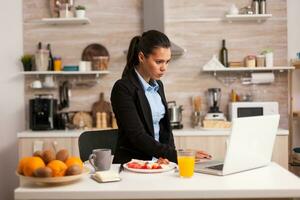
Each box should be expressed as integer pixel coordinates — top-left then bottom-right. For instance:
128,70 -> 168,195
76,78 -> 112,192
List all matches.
207,164 -> 224,171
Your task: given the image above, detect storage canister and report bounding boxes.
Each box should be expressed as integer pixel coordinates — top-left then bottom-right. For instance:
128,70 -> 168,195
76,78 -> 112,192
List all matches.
256,55 -> 265,67
245,55 -> 256,68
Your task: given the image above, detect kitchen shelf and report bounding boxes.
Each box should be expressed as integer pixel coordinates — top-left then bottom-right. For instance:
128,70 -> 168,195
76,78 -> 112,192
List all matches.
40,17 -> 91,25
225,14 -> 272,23
202,66 -> 294,72
21,70 -> 110,76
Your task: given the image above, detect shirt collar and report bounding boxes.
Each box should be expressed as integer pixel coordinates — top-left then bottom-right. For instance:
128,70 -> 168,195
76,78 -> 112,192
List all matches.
135,69 -> 159,92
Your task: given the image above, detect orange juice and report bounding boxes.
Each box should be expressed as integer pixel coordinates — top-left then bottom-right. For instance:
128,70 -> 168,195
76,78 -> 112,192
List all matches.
177,156 -> 195,178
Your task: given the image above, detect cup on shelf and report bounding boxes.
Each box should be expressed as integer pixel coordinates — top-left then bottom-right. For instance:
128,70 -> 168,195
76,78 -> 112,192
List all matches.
79,61 -> 92,72
30,80 -> 42,89
43,75 -> 55,88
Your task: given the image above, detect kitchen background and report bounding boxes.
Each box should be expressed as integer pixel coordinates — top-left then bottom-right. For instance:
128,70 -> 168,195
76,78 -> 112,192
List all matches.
1,1 -> 300,200
24,0 -> 288,128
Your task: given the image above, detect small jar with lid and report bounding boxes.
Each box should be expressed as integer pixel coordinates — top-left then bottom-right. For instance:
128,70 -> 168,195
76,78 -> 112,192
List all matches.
54,56 -> 62,71
245,55 -> 256,68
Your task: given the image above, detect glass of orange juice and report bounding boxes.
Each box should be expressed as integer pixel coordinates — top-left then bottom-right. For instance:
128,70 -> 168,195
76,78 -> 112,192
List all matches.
177,149 -> 196,178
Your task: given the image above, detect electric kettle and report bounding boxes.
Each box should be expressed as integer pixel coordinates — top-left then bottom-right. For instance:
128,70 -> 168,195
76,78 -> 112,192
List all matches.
167,101 -> 183,129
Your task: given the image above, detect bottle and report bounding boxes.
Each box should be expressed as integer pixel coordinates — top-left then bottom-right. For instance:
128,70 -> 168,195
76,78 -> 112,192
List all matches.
54,56 -> 62,71
259,0 -> 267,14
47,44 -> 54,71
220,39 -> 228,67
35,42 -> 49,71
252,0 -> 259,14
231,89 -> 237,102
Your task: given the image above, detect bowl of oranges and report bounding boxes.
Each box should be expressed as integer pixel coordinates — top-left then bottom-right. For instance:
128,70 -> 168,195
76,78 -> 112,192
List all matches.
16,149 -> 89,184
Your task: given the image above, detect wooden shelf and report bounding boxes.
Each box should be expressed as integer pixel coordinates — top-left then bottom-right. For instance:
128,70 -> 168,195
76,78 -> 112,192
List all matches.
20,71 -> 110,75
225,14 -> 272,23
40,17 -> 90,25
202,66 -> 294,72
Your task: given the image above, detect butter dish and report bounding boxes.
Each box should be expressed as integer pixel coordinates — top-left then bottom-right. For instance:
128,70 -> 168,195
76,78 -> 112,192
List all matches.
91,171 -> 121,183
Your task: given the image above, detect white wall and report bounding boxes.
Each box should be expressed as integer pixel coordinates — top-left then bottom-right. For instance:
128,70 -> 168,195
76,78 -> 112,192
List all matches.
0,0 -> 24,199
288,0 -> 300,148
289,0 -> 300,109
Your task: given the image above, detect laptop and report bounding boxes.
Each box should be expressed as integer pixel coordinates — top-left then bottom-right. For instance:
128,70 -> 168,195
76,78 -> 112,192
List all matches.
194,115 -> 280,176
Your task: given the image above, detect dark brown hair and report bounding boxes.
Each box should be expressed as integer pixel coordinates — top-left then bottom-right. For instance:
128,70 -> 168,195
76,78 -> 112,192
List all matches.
122,30 -> 171,77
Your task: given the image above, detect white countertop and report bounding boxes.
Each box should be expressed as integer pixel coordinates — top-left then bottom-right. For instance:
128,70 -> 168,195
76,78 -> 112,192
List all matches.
14,163 -> 300,200
17,128 -> 288,138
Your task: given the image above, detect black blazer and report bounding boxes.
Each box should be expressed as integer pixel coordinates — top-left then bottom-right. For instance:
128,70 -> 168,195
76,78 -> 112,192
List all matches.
110,68 -> 177,164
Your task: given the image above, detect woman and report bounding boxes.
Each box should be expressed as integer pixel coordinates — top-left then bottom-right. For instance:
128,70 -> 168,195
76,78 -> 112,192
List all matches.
111,30 -> 210,164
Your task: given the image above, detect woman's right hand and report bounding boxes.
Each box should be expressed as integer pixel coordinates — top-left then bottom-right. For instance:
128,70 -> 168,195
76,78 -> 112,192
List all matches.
195,150 -> 212,160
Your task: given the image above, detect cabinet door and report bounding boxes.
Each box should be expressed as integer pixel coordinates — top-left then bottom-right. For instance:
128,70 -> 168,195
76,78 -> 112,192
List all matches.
174,136 -> 227,160
18,137 -> 73,159
272,136 -> 288,169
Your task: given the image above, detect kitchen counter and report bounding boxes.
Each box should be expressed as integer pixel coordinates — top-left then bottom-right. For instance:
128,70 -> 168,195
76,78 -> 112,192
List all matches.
14,162 -> 300,200
17,128 -> 289,138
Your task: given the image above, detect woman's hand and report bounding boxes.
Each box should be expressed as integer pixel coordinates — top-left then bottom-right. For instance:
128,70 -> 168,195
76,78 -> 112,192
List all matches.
196,150 -> 212,160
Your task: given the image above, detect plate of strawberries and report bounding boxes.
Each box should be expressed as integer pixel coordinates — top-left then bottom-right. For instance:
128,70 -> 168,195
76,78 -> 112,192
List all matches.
123,158 -> 177,173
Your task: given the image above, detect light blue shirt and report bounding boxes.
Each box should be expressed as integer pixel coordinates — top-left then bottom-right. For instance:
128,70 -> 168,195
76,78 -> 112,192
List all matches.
135,69 -> 165,143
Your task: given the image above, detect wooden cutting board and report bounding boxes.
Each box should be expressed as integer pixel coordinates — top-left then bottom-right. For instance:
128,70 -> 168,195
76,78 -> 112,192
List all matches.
91,92 -> 112,127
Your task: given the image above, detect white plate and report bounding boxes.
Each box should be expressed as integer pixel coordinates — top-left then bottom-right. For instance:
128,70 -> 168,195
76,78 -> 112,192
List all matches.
123,162 -> 177,173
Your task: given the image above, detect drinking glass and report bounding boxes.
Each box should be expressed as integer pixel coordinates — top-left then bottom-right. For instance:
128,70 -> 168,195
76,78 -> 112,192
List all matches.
177,149 -> 196,178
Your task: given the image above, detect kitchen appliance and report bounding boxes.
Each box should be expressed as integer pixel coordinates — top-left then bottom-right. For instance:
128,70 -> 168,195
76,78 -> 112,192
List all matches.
228,101 -> 278,121
205,88 -> 226,120
29,94 -> 57,130
59,81 -> 70,110
168,101 -> 183,129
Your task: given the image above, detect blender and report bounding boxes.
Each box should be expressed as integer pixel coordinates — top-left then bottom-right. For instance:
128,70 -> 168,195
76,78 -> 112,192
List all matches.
205,88 -> 226,120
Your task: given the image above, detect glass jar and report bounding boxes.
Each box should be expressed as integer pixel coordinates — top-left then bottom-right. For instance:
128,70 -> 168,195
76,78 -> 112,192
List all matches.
256,55 -> 265,67
35,49 -> 49,71
92,56 -> 109,71
54,56 -> 62,71
245,55 -> 256,68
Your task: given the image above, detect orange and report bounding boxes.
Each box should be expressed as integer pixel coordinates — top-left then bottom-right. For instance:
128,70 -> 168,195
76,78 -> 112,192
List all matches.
65,157 -> 83,169
17,157 -> 31,174
47,160 -> 67,177
23,157 -> 46,176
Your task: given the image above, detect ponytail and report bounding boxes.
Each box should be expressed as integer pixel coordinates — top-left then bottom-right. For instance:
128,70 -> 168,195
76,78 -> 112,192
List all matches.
122,30 -> 171,78
122,36 -> 141,78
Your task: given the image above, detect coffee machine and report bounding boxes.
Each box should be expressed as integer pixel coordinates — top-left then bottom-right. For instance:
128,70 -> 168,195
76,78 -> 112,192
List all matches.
29,94 -> 57,130
205,88 -> 226,120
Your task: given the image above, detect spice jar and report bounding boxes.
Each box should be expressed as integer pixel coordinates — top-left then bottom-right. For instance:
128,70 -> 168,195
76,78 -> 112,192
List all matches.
256,55 -> 265,67
54,56 -> 62,71
245,55 -> 256,68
